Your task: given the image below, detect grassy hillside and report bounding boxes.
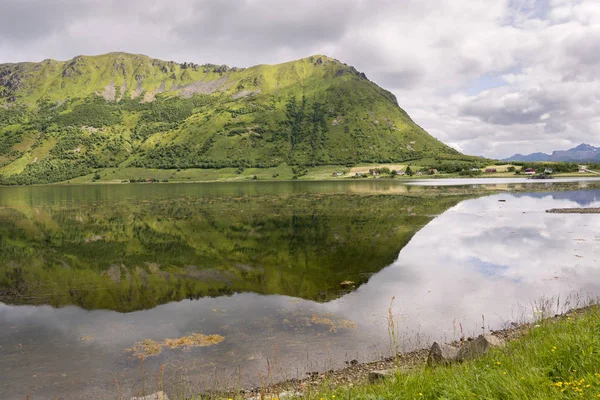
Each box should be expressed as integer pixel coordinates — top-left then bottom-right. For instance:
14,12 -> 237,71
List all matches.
0,53 -> 469,184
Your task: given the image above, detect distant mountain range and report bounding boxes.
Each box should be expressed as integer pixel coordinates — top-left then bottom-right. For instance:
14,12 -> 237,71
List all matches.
503,143 -> 600,162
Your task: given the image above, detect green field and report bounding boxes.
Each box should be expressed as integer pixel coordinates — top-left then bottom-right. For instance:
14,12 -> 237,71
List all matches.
56,163 -> 600,185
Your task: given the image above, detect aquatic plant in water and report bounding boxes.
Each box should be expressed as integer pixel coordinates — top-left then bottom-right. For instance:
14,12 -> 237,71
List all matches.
126,333 -> 225,359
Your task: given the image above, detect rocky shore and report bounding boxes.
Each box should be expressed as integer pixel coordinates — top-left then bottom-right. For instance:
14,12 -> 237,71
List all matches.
546,207 -> 600,213
223,309 -> 585,400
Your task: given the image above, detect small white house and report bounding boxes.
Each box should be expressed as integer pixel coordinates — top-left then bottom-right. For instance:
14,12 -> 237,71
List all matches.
544,168 -> 553,174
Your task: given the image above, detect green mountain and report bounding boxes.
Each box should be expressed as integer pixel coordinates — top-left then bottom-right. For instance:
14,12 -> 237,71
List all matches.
0,53 -> 463,184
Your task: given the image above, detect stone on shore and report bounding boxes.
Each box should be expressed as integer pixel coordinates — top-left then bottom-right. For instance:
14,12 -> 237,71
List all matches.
368,369 -> 395,383
427,342 -> 460,366
457,334 -> 504,361
130,392 -> 169,400
247,390 -> 302,400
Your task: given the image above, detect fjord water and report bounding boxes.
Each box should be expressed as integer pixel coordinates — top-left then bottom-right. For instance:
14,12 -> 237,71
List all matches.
0,182 -> 599,399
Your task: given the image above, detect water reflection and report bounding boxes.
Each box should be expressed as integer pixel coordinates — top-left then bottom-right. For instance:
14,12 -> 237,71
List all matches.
1,187 -> 599,399
0,187 -> 460,311
408,177 -> 600,187
330,190 -> 600,342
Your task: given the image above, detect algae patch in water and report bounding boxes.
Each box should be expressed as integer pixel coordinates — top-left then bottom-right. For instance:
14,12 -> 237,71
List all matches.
163,333 -> 224,350
126,339 -> 163,358
126,334 -> 224,359
309,313 -> 357,332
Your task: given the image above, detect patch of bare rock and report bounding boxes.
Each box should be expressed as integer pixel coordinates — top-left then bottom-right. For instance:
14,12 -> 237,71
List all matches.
131,391 -> 169,400
180,77 -> 229,97
427,334 -> 505,366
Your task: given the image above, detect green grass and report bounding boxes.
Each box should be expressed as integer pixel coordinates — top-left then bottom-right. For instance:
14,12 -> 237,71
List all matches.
306,306 -> 600,400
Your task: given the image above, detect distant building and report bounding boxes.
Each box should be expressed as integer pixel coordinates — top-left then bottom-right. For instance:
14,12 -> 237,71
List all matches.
579,165 -> 587,173
332,172 -> 344,177
485,168 -> 497,173
524,168 -> 536,175
544,168 -> 553,174
470,168 -> 480,172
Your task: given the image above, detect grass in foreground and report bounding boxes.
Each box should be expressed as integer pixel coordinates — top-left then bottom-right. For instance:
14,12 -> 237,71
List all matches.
304,306 -> 600,400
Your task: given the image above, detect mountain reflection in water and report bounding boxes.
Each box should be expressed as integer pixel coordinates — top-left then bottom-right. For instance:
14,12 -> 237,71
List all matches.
0,185 -> 461,311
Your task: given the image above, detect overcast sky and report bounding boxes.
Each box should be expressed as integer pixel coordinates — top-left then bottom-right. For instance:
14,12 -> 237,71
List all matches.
1,0 -> 599,158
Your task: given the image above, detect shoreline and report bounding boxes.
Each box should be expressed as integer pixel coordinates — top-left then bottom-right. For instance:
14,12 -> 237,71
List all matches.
218,305 -> 596,400
2,162 -> 599,187
1,175 -> 600,189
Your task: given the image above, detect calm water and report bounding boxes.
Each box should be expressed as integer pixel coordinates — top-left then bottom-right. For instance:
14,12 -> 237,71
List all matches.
408,176 -> 600,186
1,182 -> 599,399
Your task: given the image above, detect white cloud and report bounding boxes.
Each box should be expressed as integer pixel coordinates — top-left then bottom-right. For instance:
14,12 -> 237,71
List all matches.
0,0 -> 599,158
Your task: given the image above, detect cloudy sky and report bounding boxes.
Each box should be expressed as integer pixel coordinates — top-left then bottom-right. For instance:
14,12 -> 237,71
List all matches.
1,0 -> 599,158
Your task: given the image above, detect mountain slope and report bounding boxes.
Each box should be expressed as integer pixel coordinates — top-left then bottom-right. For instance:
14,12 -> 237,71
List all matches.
504,143 -> 600,163
0,53 -> 463,184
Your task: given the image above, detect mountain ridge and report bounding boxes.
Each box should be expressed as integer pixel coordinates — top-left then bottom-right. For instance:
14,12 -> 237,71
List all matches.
0,52 -> 465,184
503,143 -> 600,162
